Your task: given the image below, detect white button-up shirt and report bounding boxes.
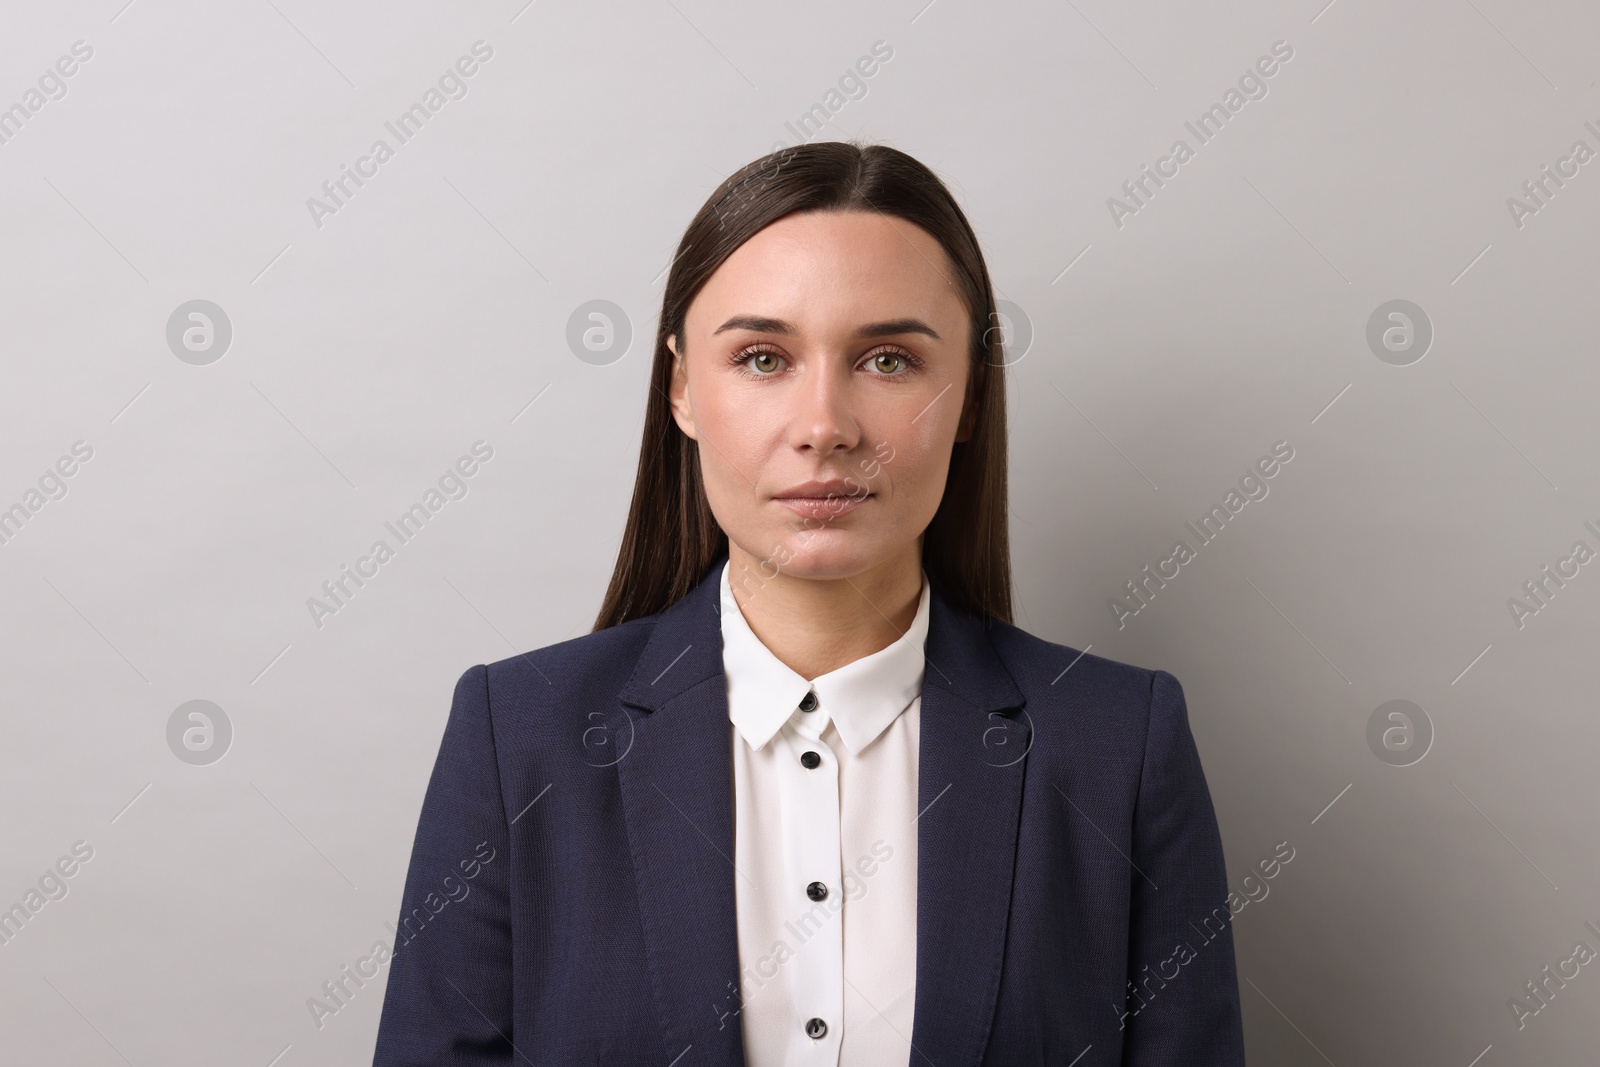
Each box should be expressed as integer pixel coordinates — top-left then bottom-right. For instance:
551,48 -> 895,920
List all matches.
720,558 -> 930,1067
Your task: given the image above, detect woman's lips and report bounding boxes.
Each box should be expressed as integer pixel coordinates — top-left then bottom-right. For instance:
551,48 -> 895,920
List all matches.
774,493 -> 872,521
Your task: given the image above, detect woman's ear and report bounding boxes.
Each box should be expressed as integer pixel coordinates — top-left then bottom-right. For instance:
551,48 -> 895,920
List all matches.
665,334 -> 699,441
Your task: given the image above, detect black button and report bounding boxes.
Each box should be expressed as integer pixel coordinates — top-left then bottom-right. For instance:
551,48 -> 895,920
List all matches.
806,880 -> 827,901
800,750 -> 821,769
805,1016 -> 828,1039
798,691 -> 818,712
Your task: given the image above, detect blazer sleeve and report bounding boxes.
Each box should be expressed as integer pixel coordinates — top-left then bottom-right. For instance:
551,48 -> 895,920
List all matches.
1121,669 -> 1246,1065
372,664 -> 516,1065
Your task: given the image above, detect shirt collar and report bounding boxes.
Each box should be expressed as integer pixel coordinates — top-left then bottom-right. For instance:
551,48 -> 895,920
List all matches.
720,558 -> 931,755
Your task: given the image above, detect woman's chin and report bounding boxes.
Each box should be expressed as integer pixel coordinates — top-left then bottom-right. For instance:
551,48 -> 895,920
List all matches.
732,531 -> 902,583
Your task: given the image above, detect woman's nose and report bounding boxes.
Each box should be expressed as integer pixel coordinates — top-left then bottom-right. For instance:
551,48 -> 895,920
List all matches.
787,362 -> 860,454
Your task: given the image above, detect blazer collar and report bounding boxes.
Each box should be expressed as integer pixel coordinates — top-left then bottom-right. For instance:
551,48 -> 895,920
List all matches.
613,553 -> 1029,1067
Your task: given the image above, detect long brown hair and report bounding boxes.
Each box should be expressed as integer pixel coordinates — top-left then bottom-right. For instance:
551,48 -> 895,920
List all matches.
593,140 -> 1012,631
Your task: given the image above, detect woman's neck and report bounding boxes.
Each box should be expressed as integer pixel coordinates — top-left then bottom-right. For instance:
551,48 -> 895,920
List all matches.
724,544 -> 924,680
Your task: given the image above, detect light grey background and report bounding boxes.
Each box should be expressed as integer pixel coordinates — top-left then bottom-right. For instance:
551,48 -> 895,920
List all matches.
2,0 -> 1596,1063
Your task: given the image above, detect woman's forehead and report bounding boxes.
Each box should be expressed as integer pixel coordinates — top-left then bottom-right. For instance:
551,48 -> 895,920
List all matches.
686,213 -> 966,335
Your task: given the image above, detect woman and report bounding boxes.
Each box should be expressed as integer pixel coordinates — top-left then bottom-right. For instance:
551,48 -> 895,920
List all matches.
372,141 -> 1245,1066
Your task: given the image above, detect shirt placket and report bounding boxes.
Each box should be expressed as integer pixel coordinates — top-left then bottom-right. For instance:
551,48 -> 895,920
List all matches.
773,692 -> 845,1064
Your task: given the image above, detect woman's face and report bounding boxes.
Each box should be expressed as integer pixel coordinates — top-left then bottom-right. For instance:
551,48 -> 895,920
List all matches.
667,208 -> 976,582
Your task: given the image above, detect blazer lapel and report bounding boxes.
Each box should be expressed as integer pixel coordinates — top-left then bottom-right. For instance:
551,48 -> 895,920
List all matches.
614,560 -> 748,1067
909,584 -> 1030,1067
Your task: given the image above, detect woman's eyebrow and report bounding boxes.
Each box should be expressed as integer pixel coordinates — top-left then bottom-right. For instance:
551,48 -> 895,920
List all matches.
712,315 -> 942,341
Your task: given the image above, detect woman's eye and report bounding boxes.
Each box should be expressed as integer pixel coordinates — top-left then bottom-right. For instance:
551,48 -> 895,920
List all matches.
733,347 -> 784,374
870,350 -> 919,374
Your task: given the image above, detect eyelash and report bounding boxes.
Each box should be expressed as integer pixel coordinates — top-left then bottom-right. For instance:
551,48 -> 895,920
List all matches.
727,343 -> 925,379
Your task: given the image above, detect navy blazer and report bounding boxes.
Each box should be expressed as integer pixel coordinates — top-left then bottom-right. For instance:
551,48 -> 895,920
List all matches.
372,556 -> 1245,1065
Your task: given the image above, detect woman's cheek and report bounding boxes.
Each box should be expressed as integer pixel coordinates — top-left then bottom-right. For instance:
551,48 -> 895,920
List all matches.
883,424 -> 942,488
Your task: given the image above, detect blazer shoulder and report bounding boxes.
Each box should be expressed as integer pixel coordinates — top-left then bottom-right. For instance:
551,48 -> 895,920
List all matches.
983,616 -> 1165,703
981,619 -> 1182,767
478,612 -> 661,705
